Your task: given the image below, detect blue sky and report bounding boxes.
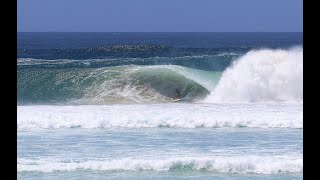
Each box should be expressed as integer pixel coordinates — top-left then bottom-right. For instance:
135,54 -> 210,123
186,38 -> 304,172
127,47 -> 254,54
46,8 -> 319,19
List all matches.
18,0 -> 302,32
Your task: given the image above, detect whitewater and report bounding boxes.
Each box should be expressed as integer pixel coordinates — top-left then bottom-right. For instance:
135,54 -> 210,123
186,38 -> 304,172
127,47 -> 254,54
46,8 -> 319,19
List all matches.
17,32 -> 303,179
17,103 -> 302,129
206,47 -> 303,103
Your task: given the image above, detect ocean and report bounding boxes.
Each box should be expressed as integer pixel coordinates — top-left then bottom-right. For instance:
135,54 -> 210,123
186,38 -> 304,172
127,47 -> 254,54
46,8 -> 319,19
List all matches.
17,32 -> 303,179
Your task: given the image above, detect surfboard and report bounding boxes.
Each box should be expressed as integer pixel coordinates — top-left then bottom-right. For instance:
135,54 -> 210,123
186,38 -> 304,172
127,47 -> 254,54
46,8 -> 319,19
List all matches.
173,98 -> 182,102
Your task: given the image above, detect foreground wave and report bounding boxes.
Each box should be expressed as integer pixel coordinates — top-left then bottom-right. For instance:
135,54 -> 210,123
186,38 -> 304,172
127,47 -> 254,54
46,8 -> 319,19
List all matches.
17,103 -> 302,129
18,155 -> 302,174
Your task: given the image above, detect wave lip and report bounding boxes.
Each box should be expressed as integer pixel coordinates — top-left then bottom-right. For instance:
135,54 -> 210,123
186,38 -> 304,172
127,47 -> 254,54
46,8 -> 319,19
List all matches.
206,47 -> 303,103
17,155 -> 302,174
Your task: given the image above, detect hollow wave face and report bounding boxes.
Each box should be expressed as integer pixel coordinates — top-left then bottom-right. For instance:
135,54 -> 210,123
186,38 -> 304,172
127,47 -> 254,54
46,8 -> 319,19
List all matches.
18,65 -> 220,104
205,47 -> 303,103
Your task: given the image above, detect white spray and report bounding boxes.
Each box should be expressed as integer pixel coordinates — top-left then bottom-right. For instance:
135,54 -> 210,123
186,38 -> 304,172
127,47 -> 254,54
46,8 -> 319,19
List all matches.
205,47 -> 303,102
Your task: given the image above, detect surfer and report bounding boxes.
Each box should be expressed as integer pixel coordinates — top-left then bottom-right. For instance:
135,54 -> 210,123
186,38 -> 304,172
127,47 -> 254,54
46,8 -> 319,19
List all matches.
175,89 -> 182,99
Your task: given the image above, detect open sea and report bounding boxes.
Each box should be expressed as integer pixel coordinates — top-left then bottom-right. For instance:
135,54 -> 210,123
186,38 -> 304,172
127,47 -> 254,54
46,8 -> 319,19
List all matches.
17,32 -> 303,179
